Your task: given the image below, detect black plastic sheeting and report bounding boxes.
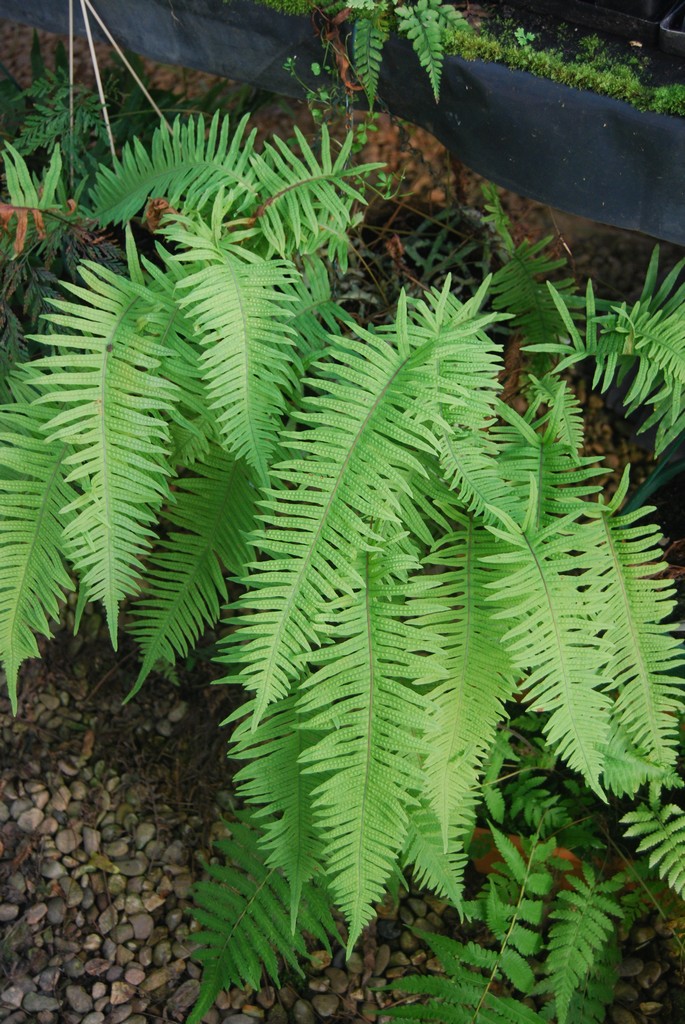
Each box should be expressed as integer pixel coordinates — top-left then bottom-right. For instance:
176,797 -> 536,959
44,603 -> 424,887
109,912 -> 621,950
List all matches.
1,0 -> 684,244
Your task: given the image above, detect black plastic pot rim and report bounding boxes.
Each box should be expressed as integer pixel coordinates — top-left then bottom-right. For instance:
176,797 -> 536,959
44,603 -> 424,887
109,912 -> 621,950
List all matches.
0,0 -> 684,244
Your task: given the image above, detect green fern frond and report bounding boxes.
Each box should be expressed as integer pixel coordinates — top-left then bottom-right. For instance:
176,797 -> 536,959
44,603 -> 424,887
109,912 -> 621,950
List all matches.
396,0 -> 465,101
589,497 -> 684,768
2,141 -> 63,210
595,295 -> 685,453
189,820 -> 337,1024
418,515 -> 517,849
249,125 -> 381,267
385,931 -> 546,1023
353,18 -> 388,105
485,510 -> 612,794
538,866 -> 623,1024
489,236 -> 576,348
287,254 -> 350,370
28,262 -> 178,642
402,804 -> 467,907
166,217 -> 300,483
622,801 -> 685,896
90,112 -> 258,225
128,447 -> 255,696
298,539 -> 440,946
219,282 -> 501,723
227,695 -> 325,929
0,403 -> 76,711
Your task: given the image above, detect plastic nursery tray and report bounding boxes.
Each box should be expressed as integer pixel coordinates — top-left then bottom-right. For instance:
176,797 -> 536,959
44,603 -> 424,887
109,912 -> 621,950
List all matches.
503,0 -> 671,43
661,0 -> 685,54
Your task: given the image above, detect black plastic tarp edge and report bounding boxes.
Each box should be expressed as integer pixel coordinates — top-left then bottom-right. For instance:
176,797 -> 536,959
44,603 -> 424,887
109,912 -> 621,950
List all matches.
1,0 -> 684,244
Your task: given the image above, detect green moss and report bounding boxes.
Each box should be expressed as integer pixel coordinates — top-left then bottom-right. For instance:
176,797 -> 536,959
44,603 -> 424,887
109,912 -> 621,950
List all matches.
444,24 -> 685,118
226,0 -> 313,15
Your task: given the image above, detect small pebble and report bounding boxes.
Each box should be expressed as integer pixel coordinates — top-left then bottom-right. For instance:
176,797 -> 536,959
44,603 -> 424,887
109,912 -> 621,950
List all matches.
0,904 -> 19,922
25,902 -> 48,925
56,828 -> 80,854
17,807 -> 44,832
311,994 -> 339,1018
293,999 -> 316,1024
110,981 -> 136,1006
130,913 -> 154,941
65,986 -> 93,1013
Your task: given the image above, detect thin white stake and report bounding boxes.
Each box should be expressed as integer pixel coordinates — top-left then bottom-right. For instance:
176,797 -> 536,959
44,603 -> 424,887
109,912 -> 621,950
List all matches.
81,0 -> 173,134
79,0 -> 116,160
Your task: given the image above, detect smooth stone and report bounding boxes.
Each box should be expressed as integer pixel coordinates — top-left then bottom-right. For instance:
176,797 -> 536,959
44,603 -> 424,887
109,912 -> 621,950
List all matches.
130,913 -> 154,941
110,981 -> 136,1006
117,858 -> 148,877
25,902 -> 48,925
0,904 -> 19,922
23,994 -> 60,1012
66,986 -> 93,1013
166,978 -> 200,1012
55,828 -> 80,854
311,994 -> 339,1017
152,939 -> 173,967
134,823 -> 156,849
81,1014 -> 106,1024
97,906 -> 117,934
141,967 -> 171,992
110,923 -> 134,943
17,807 -> 45,832
83,827 -> 101,856
60,878 -> 83,908
46,897 -> 66,925
104,840 -> 130,859
124,966 -> 146,986
168,701 -> 188,723
637,962 -> 662,988
0,986 -> 24,1009
41,860 -> 66,881
292,999 -> 316,1024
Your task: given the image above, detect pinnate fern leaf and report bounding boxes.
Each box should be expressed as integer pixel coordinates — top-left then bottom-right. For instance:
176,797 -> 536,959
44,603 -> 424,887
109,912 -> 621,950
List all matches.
219,283 -> 501,723
486,508 -> 612,794
589,493 -> 684,769
298,539 -> 439,945
353,18 -> 388,105
538,866 -> 623,1024
419,515 -> 517,849
90,112 -> 258,225
622,801 -> 685,896
189,820 -> 336,1024
167,218 -> 299,483
28,262 -> 178,642
128,447 -> 255,696
0,404 -> 75,711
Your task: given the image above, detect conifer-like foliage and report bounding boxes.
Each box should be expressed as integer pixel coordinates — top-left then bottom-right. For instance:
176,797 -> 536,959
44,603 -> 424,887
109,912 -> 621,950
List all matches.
1,109 -> 684,1018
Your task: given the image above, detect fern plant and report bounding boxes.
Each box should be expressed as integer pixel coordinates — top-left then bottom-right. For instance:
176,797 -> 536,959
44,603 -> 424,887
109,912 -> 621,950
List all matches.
1,109 -> 684,1020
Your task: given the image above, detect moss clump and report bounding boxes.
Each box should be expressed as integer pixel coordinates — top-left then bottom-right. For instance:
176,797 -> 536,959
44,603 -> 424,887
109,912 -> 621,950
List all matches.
445,26 -> 685,118
225,0 -> 313,15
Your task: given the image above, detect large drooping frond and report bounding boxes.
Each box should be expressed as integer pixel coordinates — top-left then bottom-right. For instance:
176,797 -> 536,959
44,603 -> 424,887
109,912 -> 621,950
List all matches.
90,112 -> 259,225
28,262 -> 178,641
417,514 -> 518,849
486,498 -> 612,794
227,695 -> 325,928
165,214 -> 300,483
219,282 -> 502,722
588,483 -> 684,769
128,446 -> 256,696
402,803 -> 467,907
297,539 -> 440,946
0,403 -> 76,710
